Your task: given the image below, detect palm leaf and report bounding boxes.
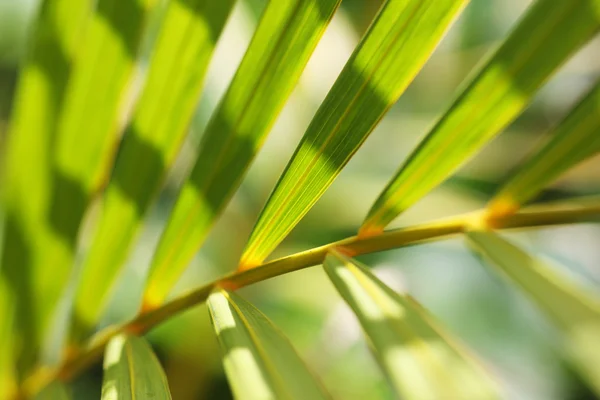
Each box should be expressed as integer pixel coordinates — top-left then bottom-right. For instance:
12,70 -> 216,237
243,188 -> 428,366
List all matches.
142,0 -> 342,308
71,0 -> 234,339
207,290 -> 330,400
35,382 -> 70,400
323,250 -> 498,399
52,0 -> 158,249
361,0 -> 600,235
0,0 -> 94,360
0,277 -> 16,399
467,230 -> 600,395
101,334 -> 171,400
240,0 -> 468,269
488,79 -> 600,217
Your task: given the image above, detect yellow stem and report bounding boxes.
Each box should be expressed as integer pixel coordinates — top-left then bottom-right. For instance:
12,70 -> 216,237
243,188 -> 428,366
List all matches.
22,197 -> 600,397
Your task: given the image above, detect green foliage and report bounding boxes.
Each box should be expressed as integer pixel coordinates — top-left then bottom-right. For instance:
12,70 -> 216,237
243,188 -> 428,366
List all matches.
467,231 -> 600,394
361,0 -> 600,234
35,382 -> 70,400
1,0 -> 95,362
1,0 -> 599,398
72,0 -> 235,340
207,290 -> 330,400
240,0 -> 468,268
144,0 -> 342,308
324,250 -> 498,399
101,334 -> 171,399
489,79 -> 600,214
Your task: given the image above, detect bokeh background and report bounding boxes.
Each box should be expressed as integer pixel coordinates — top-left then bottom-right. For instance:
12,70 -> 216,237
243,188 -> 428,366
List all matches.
1,0 -> 600,398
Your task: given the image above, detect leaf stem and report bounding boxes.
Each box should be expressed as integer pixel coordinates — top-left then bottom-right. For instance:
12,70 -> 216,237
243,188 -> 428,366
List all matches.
23,197 -> 600,397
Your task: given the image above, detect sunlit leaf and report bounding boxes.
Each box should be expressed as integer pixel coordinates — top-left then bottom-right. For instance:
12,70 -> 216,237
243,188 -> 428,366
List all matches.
323,250 -> 498,399
143,0 -> 342,308
467,230 -> 600,395
71,0 -> 234,339
101,334 -> 171,400
361,0 -> 600,234
240,0 -> 468,269
53,0 -> 159,247
489,80 -> 600,216
207,290 -> 330,400
0,0 -> 94,361
44,0 -> 157,345
0,277 -> 16,399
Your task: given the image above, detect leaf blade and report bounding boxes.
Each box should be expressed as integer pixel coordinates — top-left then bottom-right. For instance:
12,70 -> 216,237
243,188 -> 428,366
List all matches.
35,382 -> 71,400
0,0 -> 94,359
240,0 -> 469,268
0,277 -> 16,399
71,0 -> 234,338
489,80 -> 600,216
361,0 -> 600,234
101,334 -> 171,400
142,0 -> 342,307
323,250 -> 498,399
466,230 -> 600,395
207,290 -> 330,400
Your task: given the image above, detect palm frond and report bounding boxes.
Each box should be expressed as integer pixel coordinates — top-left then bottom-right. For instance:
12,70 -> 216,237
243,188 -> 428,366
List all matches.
143,0 -> 342,308
101,334 -> 172,399
71,0 -> 235,340
467,230 -> 600,395
361,0 -> 600,234
240,0 -> 468,269
208,290 -> 331,400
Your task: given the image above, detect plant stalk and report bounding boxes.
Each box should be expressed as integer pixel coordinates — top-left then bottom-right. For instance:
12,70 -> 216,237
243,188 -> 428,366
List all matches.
22,197 -> 600,397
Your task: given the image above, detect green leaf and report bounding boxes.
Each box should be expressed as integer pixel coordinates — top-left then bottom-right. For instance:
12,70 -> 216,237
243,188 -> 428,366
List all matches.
361,0 -> 600,234
101,334 -> 171,400
143,0 -> 342,308
53,0 -> 158,234
240,0 -> 468,269
46,0 -> 157,343
71,0 -> 234,339
467,230 -> 600,395
323,250 -> 498,400
35,382 -> 71,400
207,290 -> 330,400
0,0 -> 94,361
0,277 -> 16,399
489,80 -> 600,216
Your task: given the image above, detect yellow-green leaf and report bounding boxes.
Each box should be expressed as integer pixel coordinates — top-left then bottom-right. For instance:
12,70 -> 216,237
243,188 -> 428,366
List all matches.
0,0 -> 94,361
46,0 -> 157,345
240,0 -> 468,269
0,277 -> 16,400
361,0 -> 600,234
143,0 -> 342,308
53,0 -> 158,238
207,290 -> 330,400
71,0 -> 234,340
467,230 -> 600,395
323,250 -> 498,399
101,334 -> 171,400
489,80 -> 600,216
35,382 -> 70,400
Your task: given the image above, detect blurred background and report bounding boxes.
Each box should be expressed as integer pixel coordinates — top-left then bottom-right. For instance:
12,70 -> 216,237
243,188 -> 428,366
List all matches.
1,0 -> 600,398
